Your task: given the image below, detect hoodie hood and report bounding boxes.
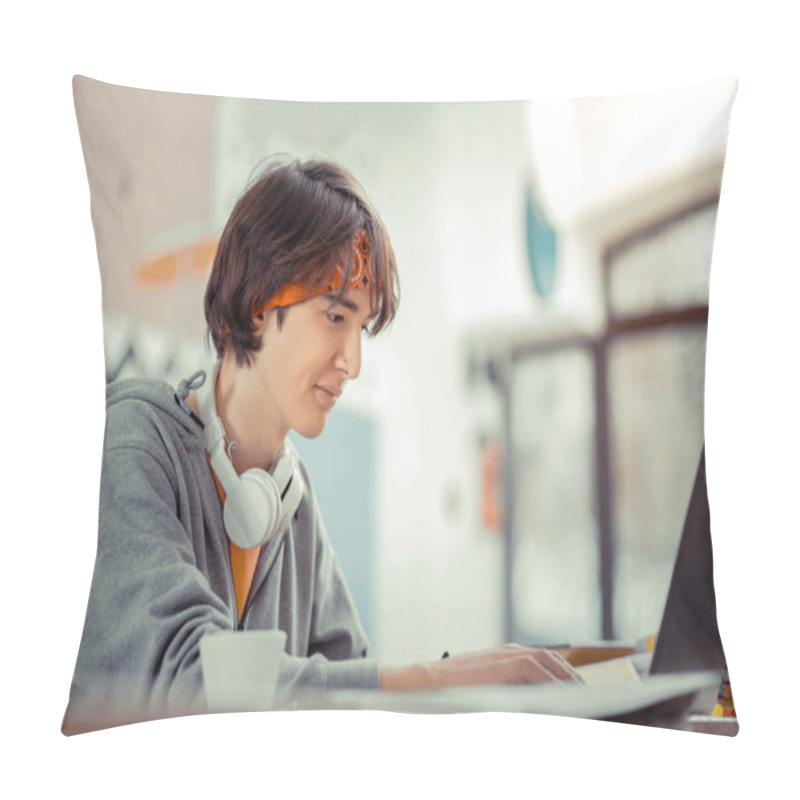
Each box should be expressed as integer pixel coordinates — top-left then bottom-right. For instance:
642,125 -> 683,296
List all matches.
106,370 -> 209,438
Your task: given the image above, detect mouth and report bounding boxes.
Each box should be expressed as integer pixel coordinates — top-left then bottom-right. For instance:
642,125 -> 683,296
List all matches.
314,384 -> 342,410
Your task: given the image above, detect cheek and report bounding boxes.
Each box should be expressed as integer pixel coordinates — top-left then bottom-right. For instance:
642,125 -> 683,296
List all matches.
268,313 -> 335,395
272,343 -> 318,398
297,333 -> 333,379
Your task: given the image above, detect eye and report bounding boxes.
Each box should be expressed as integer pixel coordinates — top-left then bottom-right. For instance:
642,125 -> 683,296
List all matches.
327,312 -> 345,324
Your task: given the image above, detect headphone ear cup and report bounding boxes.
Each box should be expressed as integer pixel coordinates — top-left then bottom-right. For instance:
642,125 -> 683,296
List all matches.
223,469 -> 281,549
269,439 -> 305,534
278,466 -> 305,531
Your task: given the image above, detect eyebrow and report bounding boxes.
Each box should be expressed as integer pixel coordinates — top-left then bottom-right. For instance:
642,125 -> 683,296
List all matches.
323,292 -> 377,322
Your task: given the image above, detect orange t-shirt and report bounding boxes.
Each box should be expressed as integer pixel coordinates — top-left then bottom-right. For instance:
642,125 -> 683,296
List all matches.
228,541 -> 261,623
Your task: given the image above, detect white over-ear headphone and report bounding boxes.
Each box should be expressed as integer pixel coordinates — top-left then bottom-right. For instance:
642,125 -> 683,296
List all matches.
196,361 -> 305,549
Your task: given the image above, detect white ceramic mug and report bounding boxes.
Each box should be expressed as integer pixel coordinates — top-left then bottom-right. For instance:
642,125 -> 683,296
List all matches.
200,629 -> 287,712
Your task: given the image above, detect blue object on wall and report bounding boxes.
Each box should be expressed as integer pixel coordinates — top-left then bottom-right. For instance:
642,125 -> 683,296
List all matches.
290,409 -> 374,641
524,181 -> 558,300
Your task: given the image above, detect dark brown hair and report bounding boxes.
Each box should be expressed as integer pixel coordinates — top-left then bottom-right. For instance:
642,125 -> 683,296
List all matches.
204,158 -> 400,366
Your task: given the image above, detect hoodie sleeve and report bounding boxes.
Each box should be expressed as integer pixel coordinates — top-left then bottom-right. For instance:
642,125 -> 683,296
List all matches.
63,403 -> 233,733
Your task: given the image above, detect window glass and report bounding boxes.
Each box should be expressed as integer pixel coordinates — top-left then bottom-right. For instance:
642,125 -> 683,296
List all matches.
510,347 -> 601,643
609,202 -> 717,317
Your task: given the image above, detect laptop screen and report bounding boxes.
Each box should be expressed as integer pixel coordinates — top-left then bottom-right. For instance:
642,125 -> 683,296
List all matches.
649,446 -> 727,676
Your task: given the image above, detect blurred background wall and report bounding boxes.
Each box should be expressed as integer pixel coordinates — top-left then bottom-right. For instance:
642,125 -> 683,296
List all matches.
73,75 -> 736,663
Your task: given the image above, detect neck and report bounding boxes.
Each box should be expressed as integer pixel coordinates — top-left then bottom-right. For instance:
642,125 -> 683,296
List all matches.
192,355 -> 288,474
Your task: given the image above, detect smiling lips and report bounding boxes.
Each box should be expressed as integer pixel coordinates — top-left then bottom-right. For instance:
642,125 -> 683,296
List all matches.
314,384 -> 342,410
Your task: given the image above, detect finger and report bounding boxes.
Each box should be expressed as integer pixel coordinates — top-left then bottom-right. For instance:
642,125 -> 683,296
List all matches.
535,649 -> 585,683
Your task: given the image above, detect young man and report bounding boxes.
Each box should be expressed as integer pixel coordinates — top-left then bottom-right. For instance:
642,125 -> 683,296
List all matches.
63,159 -> 579,735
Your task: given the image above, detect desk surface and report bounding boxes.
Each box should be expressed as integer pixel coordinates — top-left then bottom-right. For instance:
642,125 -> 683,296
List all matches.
283,669 -> 725,733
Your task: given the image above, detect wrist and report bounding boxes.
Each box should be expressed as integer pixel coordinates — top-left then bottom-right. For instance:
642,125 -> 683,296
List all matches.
379,662 -> 433,691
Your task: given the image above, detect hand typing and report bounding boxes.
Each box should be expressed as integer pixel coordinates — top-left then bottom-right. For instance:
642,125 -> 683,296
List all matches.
379,643 -> 583,691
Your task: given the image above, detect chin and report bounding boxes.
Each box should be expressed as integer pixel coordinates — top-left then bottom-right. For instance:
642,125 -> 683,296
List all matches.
293,416 -> 328,440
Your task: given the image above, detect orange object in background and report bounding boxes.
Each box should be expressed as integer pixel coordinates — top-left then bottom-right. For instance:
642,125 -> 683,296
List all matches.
136,237 -> 218,288
481,438 -> 503,532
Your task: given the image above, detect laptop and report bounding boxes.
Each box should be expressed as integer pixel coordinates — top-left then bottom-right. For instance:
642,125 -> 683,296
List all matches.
648,446 -> 726,679
568,445 -> 728,721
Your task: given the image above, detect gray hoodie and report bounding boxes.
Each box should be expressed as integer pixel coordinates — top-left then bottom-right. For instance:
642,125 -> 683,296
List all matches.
62,372 -> 379,734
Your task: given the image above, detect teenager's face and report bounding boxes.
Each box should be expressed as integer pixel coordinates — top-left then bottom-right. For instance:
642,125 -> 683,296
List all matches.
251,286 -> 374,439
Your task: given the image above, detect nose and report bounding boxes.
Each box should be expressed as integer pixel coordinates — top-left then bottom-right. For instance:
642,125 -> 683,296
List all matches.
339,325 -> 362,379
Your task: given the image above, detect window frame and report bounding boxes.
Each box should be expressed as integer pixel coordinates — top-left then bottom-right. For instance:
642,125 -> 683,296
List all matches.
503,193 -> 719,642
